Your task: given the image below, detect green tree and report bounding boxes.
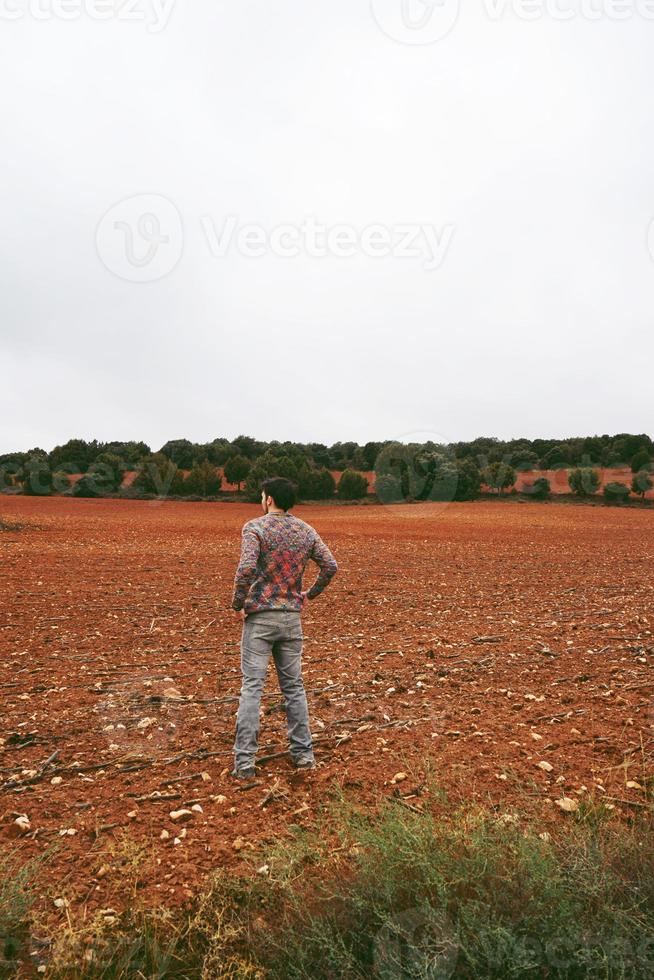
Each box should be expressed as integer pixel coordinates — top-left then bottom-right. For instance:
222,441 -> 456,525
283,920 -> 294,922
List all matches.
603,482 -> 631,505
244,453 -> 300,502
101,441 -> 150,468
483,461 -> 516,495
231,435 -> 260,459
631,449 -> 652,473
159,439 -> 201,470
510,449 -> 539,472
632,471 -> 653,500
48,439 -> 99,473
568,468 -> 600,496
134,453 -> 185,497
454,460 -> 482,501
223,454 -> 251,491
540,445 -> 567,470
184,459 -> 222,497
298,467 -> 336,500
337,469 -> 368,500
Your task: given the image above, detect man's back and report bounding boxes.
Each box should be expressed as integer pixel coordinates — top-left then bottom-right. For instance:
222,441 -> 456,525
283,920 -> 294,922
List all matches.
231,512 -> 337,615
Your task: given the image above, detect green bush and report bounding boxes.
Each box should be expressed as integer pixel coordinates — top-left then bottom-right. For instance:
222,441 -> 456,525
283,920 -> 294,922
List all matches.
183,459 -> 222,497
568,467 -> 600,496
298,467 -> 336,500
0,849 -> 51,972
632,470 -> 653,500
523,476 -> 551,500
603,481 -> 631,505
37,794 -> 654,978
337,469 -> 369,500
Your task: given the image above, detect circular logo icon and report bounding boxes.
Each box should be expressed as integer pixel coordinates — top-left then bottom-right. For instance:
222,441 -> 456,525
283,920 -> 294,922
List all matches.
371,0 -> 461,45
647,218 -> 654,266
96,194 -> 183,283
97,674 -> 183,766
374,428 -> 459,518
374,905 -> 458,978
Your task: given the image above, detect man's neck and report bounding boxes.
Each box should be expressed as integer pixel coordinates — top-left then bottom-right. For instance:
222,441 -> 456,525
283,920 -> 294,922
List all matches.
267,508 -> 287,516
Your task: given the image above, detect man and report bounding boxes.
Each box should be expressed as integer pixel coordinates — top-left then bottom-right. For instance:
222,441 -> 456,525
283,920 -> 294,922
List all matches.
231,476 -> 338,779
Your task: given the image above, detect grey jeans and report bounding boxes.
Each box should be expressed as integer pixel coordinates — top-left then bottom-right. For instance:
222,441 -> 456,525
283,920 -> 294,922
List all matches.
233,610 -> 314,770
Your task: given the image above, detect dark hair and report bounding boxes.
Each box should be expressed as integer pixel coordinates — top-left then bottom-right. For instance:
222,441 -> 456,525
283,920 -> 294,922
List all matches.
262,477 -> 297,511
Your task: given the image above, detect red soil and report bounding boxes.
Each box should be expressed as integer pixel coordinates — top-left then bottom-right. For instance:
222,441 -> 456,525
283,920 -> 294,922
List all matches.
1,496 -> 652,922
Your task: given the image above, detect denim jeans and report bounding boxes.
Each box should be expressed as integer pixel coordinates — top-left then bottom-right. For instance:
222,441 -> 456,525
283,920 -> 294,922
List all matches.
233,610 -> 314,770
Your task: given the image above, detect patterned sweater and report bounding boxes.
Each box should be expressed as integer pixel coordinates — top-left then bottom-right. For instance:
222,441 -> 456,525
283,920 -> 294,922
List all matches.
231,512 -> 338,614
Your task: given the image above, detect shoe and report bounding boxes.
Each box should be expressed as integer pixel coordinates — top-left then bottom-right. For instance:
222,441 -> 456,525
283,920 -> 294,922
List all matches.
231,766 -> 256,780
293,756 -> 315,770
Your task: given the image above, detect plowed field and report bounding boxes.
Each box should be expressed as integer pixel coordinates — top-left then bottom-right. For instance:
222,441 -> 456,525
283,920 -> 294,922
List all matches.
1,496 -> 653,919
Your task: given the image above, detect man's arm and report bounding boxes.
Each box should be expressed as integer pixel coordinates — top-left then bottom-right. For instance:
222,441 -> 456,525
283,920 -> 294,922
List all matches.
305,532 -> 338,601
231,524 -> 261,611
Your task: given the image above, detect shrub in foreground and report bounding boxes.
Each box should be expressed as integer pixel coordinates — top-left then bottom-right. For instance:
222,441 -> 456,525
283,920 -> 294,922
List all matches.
13,794 -> 654,978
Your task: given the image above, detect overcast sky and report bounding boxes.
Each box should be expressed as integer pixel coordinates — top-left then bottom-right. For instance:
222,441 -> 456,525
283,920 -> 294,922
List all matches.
1,0 -> 653,455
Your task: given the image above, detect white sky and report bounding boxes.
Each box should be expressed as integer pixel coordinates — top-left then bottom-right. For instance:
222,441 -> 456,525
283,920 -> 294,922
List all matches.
1,0 -> 653,454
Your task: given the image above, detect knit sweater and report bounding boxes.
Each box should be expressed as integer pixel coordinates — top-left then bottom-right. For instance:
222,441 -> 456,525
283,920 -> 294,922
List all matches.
231,512 -> 338,614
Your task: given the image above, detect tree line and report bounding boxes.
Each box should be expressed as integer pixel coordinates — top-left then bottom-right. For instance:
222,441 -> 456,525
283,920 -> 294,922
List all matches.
0,432 -> 652,504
